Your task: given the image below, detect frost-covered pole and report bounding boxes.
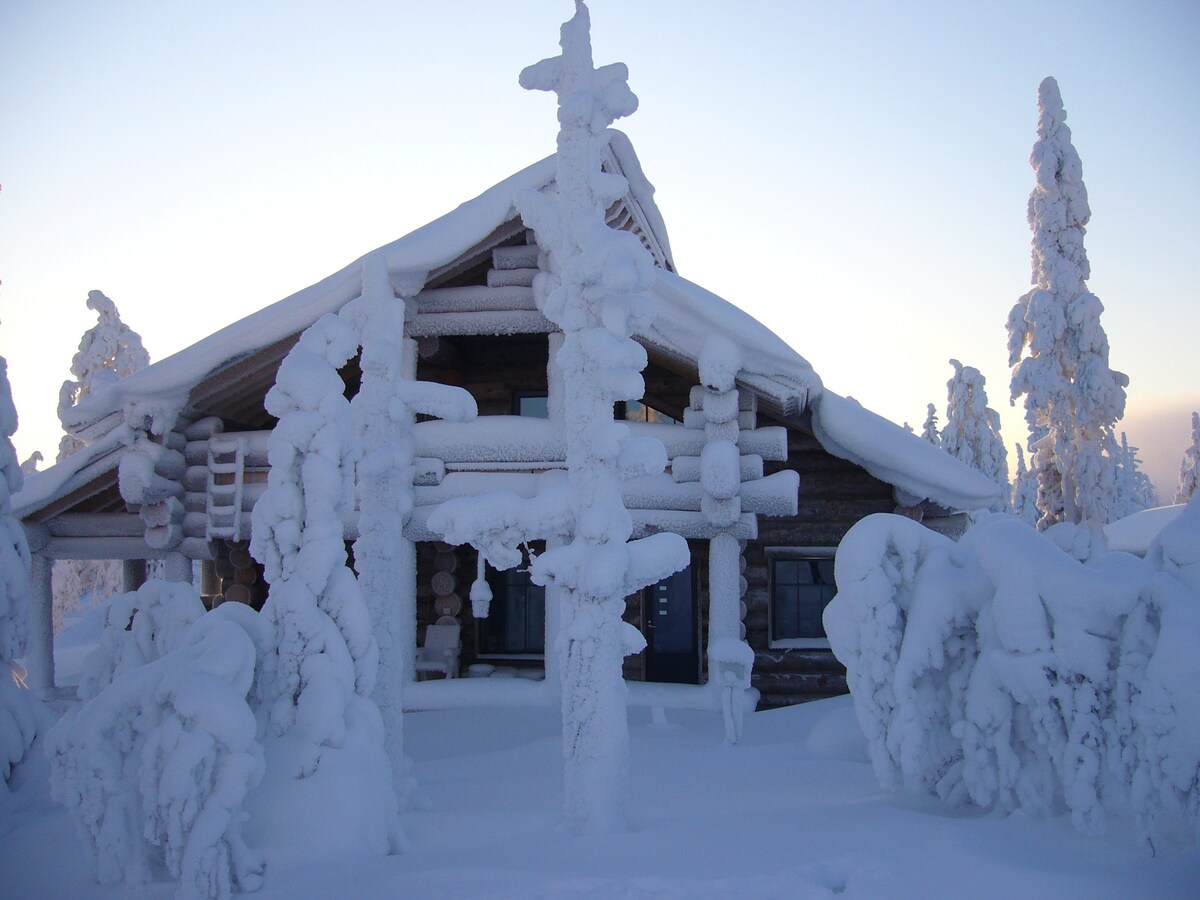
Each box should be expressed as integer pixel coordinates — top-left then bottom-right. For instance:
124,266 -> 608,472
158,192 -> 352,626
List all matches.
342,253 -> 476,796
1007,77 -> 1127,533
516,1 -> 688,832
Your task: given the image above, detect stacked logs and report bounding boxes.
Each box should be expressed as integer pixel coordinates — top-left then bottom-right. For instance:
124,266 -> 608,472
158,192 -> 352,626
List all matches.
430,544 -> 462,623
210,541 -> 266,610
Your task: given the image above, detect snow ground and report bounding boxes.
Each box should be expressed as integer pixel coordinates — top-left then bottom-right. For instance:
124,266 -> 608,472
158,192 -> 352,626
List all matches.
3,695 -> 1197,899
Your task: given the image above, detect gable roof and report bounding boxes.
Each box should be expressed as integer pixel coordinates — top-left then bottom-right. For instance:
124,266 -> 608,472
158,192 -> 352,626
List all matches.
21,133 -> 1002,517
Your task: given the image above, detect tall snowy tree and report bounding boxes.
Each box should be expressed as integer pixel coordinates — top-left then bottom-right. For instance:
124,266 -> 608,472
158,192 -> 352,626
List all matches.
57,290 -> 150,459
1174,411 -> 1200,505
0,354 -> 45,793
54,291 -> 150,628
431,0 -> 688,834
1111,432 -> 1157,519
1011,444 -> 1040,526
921,403 -> 941,446
341,253 -> 476,803
1007,77 -> 1128,533
512,0 -> 689,833
941,360 -> 1010,510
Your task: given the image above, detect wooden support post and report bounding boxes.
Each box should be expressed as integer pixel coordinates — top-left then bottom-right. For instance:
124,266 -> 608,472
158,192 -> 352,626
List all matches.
707,531 -> 741,674
162,551 -> 192,584
26,553 -> 54,692
122,559 -> 147,592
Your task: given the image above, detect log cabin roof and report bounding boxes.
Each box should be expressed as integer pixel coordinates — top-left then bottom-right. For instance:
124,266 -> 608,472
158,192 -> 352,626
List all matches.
20,132 -> 1002,518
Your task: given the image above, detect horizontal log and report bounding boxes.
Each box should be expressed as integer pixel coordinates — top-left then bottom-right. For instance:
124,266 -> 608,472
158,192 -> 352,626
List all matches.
46,513 -> 144,538
40,536 -> 166,561
407,310 -> 553,337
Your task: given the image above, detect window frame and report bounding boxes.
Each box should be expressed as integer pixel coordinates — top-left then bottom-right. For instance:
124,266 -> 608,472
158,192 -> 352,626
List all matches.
766,546 -> 837,650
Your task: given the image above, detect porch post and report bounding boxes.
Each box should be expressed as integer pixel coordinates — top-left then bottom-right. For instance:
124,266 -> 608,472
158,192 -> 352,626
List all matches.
122,558 -> 148,592
707,532 -> 741,652
26,551 -> 54,692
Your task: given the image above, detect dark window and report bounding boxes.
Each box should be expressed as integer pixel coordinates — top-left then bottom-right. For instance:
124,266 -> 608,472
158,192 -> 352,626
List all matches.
479,550 -> 545,655
770,554 -> 836,642
514,392 -> 549,418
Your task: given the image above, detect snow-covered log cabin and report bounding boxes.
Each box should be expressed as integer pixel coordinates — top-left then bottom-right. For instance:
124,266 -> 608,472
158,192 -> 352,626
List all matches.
15,133 -> 1001,709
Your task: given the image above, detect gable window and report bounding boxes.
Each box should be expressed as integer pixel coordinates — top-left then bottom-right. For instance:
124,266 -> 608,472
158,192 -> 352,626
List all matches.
478,547 -> 545,656
767,547 -> 836,649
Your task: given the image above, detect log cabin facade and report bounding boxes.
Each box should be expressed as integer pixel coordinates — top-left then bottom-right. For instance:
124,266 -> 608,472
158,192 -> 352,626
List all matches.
15,134 -> 1000,711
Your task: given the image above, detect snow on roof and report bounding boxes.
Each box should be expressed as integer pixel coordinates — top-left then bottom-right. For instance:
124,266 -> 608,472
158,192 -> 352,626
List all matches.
60,153 -> 562,437
643,270 -> 819,412
41,134 -> 996,516
809,391 -> 1005,511
12,428 -> 129,519
1104,504 -> 1186,555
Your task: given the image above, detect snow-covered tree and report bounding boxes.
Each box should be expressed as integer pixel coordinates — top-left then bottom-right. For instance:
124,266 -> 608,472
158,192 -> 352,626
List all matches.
1012,443 -> 1040,526
1174,411 -> 1200,505
57,290 -> 150,459
1,353 -> 47,794
920,403 -> 940,446
941,360 -> 1010,510
1007,77 -> 1128,533
1111,432 -> 1158,520
513,0 -> 689,832
340,253 -> 476,802
54,291 -> 150,629
431,0 -> 688,834
249,312 -> 401,854
47,586 -> 267,895
826,501 -> 1200,848
19,451 -> 42,475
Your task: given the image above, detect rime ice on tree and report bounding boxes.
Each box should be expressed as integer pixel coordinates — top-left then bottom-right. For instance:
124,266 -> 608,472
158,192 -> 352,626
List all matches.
433,0 -> 688,833
55,291 -> 149,629
920,403 -> 940,446
1174,412 -> 1200,505
941,360 -> 1010,511
341,253 -> 477,800
1111,432 -> 1157,519
1007,77 -> 1128,533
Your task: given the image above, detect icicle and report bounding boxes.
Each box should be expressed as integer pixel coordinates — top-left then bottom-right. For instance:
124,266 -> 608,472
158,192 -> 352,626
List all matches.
470,554 -> 492,619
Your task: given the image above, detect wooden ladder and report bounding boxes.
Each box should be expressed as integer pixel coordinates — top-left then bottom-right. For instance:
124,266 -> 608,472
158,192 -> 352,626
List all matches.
206,436 -> 246,541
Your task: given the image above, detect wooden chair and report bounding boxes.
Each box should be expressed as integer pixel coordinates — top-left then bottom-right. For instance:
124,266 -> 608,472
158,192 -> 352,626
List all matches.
415,622 -> 461,679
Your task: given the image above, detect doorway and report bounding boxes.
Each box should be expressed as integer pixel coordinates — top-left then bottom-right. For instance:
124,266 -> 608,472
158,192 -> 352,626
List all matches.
642,563 -> 699,684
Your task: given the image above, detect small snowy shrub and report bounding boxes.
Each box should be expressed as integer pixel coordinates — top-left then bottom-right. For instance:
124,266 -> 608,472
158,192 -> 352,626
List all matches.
77,579 -> 206,701
827,501 -> 1200,849
47,597 -> 267,897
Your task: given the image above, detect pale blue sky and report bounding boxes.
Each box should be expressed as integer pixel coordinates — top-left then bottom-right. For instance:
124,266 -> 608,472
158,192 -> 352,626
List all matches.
2,1 -> 1198,494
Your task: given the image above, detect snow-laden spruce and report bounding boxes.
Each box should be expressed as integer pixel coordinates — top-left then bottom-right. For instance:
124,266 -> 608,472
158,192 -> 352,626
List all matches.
1175,411 -> 1200,505
46,584 -> 267,898
248,314 -> 387,784
920,403 -> 940,446
0,353 -> 48,795
432,0 -> 688,834
1011,443 -> 1039,526
340,252 -> 476,800
1111,432 -> 1158,520
54,291 -> 149,629
941,360 -> 1010,510
826,501 -> 1200,849
1007,77 -> 1128,533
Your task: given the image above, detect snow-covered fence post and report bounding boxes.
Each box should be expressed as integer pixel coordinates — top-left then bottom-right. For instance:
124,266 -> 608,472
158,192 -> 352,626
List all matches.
1007,77 -> 1127,533
341,252 -> 476,797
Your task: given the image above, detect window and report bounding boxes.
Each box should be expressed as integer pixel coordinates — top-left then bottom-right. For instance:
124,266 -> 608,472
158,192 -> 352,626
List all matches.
767,547 -> 836,648
477,548 -> 545,656
616,399 -> 679,425
514,392 -> 549,418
